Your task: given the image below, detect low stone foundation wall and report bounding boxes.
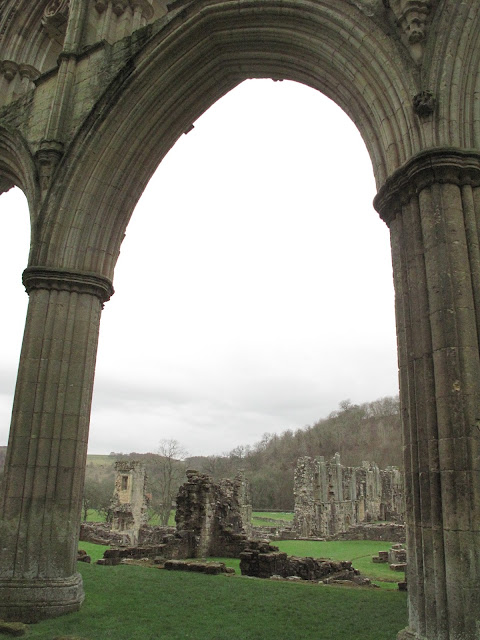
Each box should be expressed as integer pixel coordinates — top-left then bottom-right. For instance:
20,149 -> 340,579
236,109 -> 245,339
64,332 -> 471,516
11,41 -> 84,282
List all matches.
97,533 -> 194,565
239,540 -> 370,585
250,526 -> 298,541
164,560 -> 235,575
79,522 -> 125,546
138,526 -> 176,545
334,523 -> 406,543
98,530 -> 196,564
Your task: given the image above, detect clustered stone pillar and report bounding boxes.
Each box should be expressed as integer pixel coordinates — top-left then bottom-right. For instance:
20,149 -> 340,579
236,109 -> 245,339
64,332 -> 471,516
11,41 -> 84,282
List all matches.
0,267 -> 113,622
374,150 -> 480,640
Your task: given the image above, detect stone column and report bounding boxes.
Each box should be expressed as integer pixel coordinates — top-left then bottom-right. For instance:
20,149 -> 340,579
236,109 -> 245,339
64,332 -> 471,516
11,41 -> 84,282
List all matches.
0,267 -> 113,622
374,149 -> 480,640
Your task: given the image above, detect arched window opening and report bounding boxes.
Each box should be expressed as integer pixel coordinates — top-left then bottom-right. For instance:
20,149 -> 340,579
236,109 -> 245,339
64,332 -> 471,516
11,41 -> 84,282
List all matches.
0,187 -> 29,450
90,79 -> 399,460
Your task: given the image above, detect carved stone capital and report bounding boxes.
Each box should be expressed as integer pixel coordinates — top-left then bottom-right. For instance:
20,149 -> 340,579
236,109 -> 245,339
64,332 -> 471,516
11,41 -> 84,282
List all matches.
130,0 -> 154,20
0,60 -> 40,85
374,149 -> 480,224
22,267 -> 114,303
18,64 -> 41,82
0,60 -> 18,82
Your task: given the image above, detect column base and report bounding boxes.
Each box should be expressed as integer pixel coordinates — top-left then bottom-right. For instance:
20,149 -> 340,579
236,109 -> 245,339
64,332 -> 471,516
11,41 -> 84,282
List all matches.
397,629 -> 426,640
0,573 -> 85,622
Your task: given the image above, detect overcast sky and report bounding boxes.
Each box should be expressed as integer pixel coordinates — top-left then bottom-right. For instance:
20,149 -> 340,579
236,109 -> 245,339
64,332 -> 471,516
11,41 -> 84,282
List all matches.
1,79 -> 399,457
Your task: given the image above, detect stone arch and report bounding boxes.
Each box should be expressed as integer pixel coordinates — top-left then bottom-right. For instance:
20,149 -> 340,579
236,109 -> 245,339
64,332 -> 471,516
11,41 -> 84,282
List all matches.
0,125 -> 38,219
32,0 -> 420,278
423,2 -> 480,148
1,2 -> 480,637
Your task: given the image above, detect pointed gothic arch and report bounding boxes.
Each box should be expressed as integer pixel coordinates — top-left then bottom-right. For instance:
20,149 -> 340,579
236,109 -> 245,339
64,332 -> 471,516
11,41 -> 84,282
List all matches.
0,2 -> 479,639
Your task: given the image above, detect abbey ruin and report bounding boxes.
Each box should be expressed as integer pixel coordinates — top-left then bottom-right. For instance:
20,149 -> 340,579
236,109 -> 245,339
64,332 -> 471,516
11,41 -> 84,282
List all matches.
1,1 -> 479,638
87,468 -> 253,561
294,455 -> 404,538
110,461 -> 149,545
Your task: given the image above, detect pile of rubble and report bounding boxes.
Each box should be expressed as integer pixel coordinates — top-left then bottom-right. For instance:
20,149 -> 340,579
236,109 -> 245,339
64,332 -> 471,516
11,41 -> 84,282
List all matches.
164,560 -> 235,575
372,543 -> 407,590
335,523 -> 406,543
239,540 -> 371,585
372,543 -> 407,571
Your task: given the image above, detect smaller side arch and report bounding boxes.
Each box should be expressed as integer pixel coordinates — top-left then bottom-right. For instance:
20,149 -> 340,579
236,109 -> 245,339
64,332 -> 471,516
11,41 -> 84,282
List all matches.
0,125 -> 39,220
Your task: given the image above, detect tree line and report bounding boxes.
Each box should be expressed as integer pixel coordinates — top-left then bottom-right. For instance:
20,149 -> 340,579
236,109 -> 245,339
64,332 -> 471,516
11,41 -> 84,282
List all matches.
82,395 -> 401,516
187,395 -> 401,510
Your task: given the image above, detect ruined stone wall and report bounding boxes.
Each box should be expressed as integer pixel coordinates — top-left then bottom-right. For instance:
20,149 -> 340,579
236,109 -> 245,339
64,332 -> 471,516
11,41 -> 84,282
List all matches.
239,540 -> 370,585
175,470 -> 252,558
293,455 -> 405,538
79,522 -> 126,546
335,523 -> 406,543
291,457 -> 319,537
110,461 -> 148,545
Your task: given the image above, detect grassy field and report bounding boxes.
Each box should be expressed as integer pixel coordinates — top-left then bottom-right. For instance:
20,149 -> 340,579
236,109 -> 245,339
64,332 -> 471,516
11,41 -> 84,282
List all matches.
27,541 -> 407,640
84,511 -> 403,588
251,511 -> 294,527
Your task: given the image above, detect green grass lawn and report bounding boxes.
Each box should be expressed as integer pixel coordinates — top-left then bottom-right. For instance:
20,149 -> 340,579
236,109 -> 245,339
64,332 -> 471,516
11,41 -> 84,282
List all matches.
26,548 -> 407,640
251,511 -> 294,527
201,541 -> 403,590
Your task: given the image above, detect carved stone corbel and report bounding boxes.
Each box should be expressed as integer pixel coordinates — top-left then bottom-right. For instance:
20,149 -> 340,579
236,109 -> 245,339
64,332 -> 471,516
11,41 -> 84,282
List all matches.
386,0 -> 433,61
0,60 -> 18,82
35,139 -> 64,196
94,0 -> 109,13
112,0 -> 129,16
413,90 -> 436,117
41,0 -> 70,41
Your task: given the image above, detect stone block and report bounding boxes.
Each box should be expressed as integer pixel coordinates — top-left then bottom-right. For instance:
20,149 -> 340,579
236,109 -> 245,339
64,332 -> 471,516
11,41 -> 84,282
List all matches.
0,621 -> 28,636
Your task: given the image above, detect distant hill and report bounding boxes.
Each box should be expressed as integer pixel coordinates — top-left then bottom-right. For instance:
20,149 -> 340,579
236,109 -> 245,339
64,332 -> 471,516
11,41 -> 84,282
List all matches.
185,396 -> 402,511
1,395 -> 401,512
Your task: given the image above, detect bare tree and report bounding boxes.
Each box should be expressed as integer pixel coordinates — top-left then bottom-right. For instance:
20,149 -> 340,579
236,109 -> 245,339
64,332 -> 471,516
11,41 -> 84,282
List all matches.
151,439 -> 188,526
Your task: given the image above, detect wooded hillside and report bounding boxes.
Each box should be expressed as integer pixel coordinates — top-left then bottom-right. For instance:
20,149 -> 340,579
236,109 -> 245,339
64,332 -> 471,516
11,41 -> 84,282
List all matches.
187,395 -> 402,510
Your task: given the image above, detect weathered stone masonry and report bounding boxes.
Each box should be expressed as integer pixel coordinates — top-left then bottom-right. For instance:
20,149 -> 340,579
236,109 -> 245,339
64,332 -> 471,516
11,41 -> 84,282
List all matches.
98,470 -> 253,562
163,469 -> 252,558
1,1 -> 480,638
110,461 -> 148,545
294,455 -> 404,538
